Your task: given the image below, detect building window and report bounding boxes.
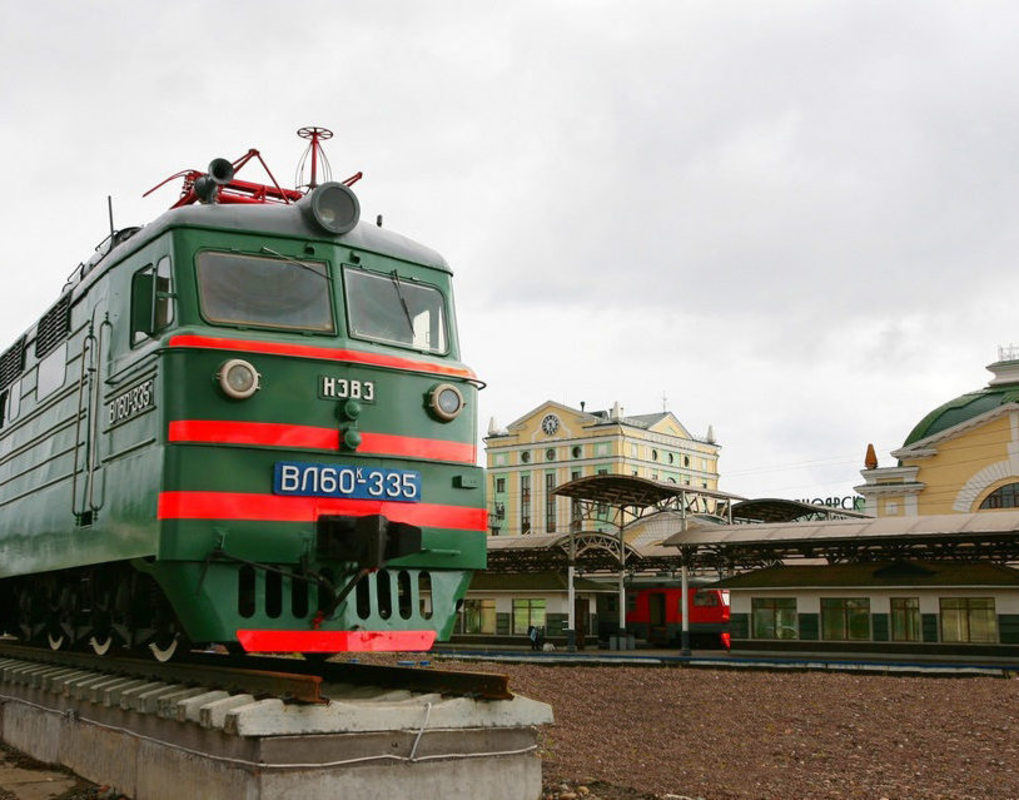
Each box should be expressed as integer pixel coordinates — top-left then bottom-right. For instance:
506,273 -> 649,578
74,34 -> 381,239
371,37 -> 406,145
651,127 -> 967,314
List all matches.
652,449 -> 658,461
512,599 -> 546,634
545,448 -> 556,462
979,483 -> 1019,509
4,380 -> 20,423
572,446 -> 582,458
520,451 -> 531,463
668,453 -> 674,464
890,597 -> 920,642
462,599 -> 496,634
520,474 -> 531,534
751,597 -> 797,639
545,472 -> 557,532
495,477 -> 506,493
940,598 -> 997,643
683,455 -> 690,467
821,598 -> 871,641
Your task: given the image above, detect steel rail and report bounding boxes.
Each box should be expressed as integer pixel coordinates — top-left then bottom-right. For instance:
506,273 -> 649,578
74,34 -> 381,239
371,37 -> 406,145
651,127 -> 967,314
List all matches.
181,651 -> 514,700
0,642 -> 324,703
0,642 -> 513,702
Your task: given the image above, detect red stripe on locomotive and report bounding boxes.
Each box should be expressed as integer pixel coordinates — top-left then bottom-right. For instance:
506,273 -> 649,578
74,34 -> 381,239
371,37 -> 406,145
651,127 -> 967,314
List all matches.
157,490 -> 488,531
168,334 -> 477,378
168,420 -> 477,463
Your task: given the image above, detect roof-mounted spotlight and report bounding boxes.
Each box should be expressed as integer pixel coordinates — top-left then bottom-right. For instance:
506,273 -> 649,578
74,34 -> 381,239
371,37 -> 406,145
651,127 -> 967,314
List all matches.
194,158 -> 236,204
302,181 -> 360,235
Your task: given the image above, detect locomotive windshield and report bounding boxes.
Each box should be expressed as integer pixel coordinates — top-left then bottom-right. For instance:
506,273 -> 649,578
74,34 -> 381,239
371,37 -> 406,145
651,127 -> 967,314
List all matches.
343,267 -> 448,354
196,251 -> 334,332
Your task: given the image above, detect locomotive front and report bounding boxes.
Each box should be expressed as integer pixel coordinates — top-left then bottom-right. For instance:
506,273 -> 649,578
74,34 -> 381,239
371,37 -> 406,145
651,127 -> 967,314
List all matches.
144,179 -> 486,655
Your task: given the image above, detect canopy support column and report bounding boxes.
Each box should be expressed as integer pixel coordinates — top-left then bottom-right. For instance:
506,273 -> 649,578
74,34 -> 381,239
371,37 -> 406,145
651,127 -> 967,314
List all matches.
680,561 -> 691,657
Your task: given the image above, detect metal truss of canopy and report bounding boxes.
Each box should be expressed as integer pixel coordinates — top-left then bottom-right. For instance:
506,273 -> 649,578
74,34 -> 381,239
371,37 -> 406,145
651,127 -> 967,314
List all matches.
552,474 -> 744,533
486,530 -> 674,573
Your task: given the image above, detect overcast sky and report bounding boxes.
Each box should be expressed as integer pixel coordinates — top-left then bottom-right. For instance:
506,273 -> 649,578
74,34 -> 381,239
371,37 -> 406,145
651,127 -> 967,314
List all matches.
2,1 -> 1017,501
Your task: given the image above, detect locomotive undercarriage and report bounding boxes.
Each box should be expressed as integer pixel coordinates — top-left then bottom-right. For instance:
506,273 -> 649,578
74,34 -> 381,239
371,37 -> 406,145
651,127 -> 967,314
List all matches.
0,563 -> 190,661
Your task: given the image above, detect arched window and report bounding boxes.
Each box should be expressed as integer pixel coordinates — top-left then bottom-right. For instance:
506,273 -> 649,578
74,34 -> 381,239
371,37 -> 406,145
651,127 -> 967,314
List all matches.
979,483 -> 1019,509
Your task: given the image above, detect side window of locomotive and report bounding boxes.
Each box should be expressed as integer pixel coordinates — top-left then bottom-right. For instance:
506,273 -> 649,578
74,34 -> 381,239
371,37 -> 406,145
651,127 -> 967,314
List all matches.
132,257 -> 176,345
155,255 -> 174,329
36,345 -> 67,400
4,380 -> 20,422
196,251 -> 334,332
343,267 -> 448,354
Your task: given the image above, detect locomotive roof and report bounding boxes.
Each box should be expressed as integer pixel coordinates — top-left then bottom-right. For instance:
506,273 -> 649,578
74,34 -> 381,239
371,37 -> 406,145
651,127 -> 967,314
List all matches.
80,198 -> 452,290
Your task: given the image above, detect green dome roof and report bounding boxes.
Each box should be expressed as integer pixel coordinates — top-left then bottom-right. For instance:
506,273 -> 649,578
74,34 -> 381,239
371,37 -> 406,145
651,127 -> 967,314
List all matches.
904,384 -> 1019,446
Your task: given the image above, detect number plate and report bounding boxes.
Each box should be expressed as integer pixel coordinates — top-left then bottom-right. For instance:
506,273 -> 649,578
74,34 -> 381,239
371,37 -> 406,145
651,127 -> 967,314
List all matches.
273,461 -> 421,502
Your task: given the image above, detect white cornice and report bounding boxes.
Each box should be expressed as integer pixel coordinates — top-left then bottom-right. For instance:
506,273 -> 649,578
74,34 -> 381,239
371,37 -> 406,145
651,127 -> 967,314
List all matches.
853,482 -> 925,496
859,466 -> 919,481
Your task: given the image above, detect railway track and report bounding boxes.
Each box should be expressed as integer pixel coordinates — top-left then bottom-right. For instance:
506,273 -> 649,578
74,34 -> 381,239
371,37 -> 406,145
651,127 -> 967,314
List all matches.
0,641 -> 512,703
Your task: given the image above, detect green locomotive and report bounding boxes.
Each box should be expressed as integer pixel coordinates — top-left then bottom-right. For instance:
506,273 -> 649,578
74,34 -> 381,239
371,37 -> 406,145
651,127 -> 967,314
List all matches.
0,130 -> 485,659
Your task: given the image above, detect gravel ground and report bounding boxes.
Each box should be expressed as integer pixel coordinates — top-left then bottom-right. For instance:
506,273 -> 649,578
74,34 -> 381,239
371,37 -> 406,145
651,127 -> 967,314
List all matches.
408,656 -> 1019,800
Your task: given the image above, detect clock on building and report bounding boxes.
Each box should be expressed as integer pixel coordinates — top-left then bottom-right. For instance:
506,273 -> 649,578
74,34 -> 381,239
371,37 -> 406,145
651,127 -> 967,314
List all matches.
541,414 -> 560,436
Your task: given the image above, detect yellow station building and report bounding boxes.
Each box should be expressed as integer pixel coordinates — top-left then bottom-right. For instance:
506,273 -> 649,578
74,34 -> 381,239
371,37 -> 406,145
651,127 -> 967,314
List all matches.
857,348 -> 1019,516
484,400 -> 720,536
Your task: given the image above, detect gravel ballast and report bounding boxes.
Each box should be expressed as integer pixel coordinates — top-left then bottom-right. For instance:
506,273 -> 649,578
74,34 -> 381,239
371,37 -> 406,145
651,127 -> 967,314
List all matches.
429,658 -> 1019,800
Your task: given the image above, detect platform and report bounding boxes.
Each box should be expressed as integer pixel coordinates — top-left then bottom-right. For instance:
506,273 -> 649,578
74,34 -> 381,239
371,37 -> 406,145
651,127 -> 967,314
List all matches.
0,657 -> 552,800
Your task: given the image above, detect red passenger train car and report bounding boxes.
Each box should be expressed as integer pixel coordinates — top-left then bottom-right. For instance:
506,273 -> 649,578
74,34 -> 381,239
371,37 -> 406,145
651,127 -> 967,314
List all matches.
625,579 -> 730,649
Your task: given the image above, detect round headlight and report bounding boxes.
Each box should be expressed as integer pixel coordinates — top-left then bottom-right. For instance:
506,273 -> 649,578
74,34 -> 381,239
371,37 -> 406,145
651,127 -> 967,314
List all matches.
429,383 -> 464,421
218,359 -> 261,399
304,182 -> 360,235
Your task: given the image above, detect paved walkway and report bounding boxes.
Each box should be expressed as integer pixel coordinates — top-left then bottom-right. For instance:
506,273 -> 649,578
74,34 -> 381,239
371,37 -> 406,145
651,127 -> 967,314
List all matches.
0,749 -> 81,800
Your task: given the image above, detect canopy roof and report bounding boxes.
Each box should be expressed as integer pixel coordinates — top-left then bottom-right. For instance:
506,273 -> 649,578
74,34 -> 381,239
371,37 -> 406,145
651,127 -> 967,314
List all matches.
731,498 -> 869,523
664,509 -> 1019,566
553,474 -> 743,508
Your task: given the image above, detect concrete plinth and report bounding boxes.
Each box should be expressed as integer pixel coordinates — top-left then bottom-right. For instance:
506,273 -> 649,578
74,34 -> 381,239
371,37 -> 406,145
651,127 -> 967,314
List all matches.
0,658 -> 552,800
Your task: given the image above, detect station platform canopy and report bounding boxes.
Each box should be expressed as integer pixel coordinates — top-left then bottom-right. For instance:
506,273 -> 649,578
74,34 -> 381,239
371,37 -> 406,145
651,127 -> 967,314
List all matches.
663,509 -> 1019,568
484,476 -> 873,575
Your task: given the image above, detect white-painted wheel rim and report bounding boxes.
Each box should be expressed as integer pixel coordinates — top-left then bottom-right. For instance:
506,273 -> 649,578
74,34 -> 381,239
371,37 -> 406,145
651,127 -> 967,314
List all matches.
149,635 -> 179,662
89,635 -> 112,656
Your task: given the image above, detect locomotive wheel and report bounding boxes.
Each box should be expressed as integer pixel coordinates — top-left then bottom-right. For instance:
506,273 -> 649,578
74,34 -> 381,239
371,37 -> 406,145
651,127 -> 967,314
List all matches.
88,633 -> 113,656
46,630 -> 67,651
148,629 -> 188,662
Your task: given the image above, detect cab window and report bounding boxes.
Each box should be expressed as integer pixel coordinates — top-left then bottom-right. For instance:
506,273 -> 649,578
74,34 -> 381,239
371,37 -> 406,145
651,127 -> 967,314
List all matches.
343,267 -> 447,354
196,251 -> 334,333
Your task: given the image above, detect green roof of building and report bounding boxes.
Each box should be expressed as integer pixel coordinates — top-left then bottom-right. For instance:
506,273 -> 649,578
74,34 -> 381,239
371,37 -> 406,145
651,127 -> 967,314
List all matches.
903,385 -> 1019,446
718,561 -> 1019,589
